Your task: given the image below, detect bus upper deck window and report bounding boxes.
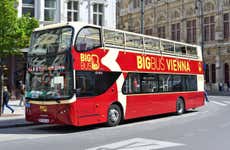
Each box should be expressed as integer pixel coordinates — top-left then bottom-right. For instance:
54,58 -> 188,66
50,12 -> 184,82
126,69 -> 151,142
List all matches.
75,27 -> 101,52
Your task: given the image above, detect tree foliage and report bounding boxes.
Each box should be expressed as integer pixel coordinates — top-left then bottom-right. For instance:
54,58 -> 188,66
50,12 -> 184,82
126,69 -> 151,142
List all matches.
16,15 -> 39,49
0,0 -> 18,56
0,0 -> 39,57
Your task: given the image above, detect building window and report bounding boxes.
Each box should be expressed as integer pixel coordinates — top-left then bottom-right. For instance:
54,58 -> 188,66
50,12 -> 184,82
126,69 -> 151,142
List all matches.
67,0 -> 79,22
44,0 -> 56,21
204,16 -> 215,41
133,0 -> 140,8
224,63 -> 229,83
205,64 -> 209,83
157,26 -> 165,38
171,23 -> 180,41
186,20 -> 196,43
145,29 -> 152,35
224,13 -> 229,40
22,0 -> 34,17
145,0 -> 153,5
211,64 -> 216,83
93,3 -> 104,26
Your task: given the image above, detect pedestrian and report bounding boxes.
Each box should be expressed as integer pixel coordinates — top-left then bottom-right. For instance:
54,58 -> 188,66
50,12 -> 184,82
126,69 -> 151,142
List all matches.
204,83 -> 209,102
19,81 -> 25,106
227,81 -> 230,92
219,82 -> 224,92
2,86 -> 14,114
204,89 -> 209,102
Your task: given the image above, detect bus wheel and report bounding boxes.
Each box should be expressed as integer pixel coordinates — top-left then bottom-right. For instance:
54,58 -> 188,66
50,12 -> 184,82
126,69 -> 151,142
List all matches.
107,104 -> 122,127
176,98 -> 185,115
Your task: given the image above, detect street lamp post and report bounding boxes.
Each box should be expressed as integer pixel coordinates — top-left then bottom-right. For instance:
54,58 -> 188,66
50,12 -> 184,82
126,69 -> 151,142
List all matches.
140,0 -> 144,34
196,0 -> 205,63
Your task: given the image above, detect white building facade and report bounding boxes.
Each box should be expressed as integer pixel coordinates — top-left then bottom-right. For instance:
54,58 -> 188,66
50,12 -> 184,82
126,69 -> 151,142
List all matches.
17,0 -> 116,28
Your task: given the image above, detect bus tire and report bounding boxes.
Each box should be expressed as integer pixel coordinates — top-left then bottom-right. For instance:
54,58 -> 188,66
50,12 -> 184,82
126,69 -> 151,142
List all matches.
107,104 -> 122,127
176,98 -> 185,115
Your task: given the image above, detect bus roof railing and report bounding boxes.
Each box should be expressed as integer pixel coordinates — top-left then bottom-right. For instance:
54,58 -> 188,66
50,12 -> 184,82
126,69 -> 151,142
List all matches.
33,22 -> 200,60
102,27 -> 199,59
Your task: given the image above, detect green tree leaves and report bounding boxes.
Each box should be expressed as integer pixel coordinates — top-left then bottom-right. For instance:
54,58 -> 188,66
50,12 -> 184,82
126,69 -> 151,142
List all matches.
0,0 -> 39,57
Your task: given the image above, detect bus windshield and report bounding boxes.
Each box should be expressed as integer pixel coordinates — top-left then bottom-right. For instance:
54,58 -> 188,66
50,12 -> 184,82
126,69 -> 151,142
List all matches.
26,27 -> 74,100
30,27 -> 73,54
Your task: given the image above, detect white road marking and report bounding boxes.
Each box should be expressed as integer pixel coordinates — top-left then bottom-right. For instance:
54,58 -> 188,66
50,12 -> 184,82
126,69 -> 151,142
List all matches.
86,138 -> 184,150
209,96 -> 230,100
223,101 -> 230,104
211,101 -> 228,106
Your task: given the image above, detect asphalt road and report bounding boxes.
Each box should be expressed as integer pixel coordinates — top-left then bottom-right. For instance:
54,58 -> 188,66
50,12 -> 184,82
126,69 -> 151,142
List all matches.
0,96 -> 230,150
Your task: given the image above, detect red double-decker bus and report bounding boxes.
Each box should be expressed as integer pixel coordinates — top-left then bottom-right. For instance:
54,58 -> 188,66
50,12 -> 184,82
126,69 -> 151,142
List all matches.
25,22 -> 205,127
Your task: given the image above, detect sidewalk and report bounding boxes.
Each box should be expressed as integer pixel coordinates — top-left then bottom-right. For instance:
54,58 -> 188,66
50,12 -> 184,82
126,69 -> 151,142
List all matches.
208,91 -> 230,96
0,100 -> 33,128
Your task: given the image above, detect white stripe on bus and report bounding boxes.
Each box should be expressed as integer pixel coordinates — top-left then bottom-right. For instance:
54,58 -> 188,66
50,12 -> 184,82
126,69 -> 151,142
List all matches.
101,48 -> 127,117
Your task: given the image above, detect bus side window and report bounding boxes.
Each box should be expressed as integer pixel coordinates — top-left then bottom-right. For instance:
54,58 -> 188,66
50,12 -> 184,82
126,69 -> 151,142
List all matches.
159,74 -> 172,92
187,46 -> 197,56
141,74 -> 158,93
75,27 -> 101,52
132,75 -> 140,93
122,73 -> 140,94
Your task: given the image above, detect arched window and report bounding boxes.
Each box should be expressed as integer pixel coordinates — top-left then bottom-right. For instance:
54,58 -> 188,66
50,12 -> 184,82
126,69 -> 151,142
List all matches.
224,63 -> 229,83
211,64 -> 216,83
205,64 -> 209,83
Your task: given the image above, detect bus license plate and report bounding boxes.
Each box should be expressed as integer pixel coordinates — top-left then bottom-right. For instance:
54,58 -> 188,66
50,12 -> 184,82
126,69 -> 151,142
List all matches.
38,118 -> 49,123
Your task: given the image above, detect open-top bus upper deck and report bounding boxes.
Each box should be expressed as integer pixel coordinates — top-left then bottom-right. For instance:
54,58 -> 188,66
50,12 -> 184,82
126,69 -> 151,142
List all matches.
32,22 -> 202,61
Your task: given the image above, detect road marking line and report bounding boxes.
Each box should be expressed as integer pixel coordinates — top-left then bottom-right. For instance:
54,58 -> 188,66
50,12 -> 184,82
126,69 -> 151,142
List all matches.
223,101 -> 230,104
86,138 -> 185,150
211,101 -> 227,106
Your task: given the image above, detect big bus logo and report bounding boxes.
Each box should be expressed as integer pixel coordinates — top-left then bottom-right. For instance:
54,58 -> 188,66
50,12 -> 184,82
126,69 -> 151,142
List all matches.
40,106 -> 47,112
137,55 -> 191,72
137,55 -> 165,71
80,54 -> 100,70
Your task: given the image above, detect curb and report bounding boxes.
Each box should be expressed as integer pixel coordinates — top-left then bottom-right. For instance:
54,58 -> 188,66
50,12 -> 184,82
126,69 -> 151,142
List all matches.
0,115 -> 40,129
0,122 -> 39,129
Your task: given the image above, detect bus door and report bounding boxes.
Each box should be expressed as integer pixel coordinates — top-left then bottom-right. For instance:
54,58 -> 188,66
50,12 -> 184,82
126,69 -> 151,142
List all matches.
76,72 -> 97,122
